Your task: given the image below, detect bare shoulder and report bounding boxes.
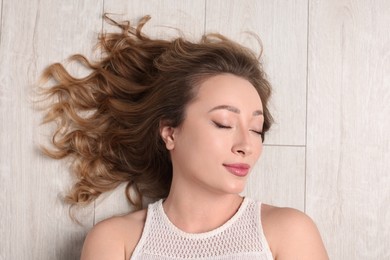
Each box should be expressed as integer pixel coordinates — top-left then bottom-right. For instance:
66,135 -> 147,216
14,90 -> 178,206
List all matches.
261,204 -> 329,260
80,209 -> 147,260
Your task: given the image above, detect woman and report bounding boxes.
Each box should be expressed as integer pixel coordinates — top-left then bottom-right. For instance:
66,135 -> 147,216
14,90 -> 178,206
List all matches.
40,16 -> 328,259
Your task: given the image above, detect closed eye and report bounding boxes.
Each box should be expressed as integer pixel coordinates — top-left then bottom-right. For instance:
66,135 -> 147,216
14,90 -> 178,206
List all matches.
251,129 -> 263,136
251,129 -> 265,142
213,121 -> 232,129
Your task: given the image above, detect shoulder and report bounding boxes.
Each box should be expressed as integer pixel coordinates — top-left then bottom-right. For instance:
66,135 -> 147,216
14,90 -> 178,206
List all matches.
80,209 -> 147,260
261,203 -> 329,260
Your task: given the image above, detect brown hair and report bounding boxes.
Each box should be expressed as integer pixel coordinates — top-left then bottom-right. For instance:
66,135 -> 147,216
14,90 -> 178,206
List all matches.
39,15 -> 273,210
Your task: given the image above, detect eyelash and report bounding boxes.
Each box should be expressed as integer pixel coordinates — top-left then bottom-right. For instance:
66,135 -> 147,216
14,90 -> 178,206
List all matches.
213,121 -> 232,129
251,130 -> 264,136
213,121 -> 263,136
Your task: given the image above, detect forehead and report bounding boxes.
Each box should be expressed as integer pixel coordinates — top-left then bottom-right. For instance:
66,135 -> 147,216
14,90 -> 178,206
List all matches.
192,74 -> 262,109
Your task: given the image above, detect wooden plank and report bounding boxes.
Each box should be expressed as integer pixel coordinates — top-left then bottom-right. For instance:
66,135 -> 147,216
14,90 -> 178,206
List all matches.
205,0 -> 308,146
0,1 -> 102,259
94,0 -> 206,223
306,0 -> 390,259
103,0 -> 206,40
0,0 -> 3,43
243,146 -> 306,211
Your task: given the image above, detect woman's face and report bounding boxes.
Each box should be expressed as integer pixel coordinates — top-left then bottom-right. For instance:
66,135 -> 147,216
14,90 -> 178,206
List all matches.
163,73 -> 264,195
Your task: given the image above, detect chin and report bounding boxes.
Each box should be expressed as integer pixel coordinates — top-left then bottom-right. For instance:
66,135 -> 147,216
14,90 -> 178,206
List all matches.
220,181 -> 247,195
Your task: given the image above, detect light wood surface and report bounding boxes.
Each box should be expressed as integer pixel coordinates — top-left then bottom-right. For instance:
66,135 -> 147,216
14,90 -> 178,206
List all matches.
0,0 -> 2,41
306,1 -> 390,259
0,0 -> 101,259
0,0 -> 389,259
244,145 -> 306,211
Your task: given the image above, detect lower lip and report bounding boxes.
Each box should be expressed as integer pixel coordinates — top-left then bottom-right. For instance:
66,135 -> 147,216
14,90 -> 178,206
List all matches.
224,165 -> 250,177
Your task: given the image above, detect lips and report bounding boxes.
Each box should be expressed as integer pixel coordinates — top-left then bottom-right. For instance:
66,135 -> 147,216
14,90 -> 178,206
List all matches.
223,163 -> 250,177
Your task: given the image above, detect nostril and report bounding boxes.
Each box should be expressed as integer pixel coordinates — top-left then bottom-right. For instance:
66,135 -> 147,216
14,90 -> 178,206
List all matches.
237,149 -> 246,155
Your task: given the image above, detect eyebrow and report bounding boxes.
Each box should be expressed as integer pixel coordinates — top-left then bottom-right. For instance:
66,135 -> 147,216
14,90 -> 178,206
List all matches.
208,105 -> 263,116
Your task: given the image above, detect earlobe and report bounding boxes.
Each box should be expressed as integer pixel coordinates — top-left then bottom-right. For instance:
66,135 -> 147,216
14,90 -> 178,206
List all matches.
160,125 -> 175,150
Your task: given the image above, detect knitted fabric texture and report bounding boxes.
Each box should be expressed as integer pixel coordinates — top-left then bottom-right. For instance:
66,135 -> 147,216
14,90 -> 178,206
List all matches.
131,197 -> 274,260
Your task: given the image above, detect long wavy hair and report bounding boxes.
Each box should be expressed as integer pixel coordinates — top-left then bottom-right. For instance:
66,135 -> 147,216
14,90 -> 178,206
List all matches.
39,15 -> 273,210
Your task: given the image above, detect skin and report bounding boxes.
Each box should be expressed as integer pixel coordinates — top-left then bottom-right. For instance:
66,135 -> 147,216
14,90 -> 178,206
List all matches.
80,74 -> 329,260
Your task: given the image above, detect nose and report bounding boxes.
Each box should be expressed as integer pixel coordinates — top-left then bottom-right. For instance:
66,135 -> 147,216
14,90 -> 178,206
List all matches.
232,128 -> 253,157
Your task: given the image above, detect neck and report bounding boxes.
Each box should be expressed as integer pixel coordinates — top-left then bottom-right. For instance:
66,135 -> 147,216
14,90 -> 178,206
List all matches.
162,178 -> 244,233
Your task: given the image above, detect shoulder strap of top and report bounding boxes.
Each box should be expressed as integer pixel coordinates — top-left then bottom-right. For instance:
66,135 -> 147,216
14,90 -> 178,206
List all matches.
256,200 -> 274,259
130,199 -> 160,258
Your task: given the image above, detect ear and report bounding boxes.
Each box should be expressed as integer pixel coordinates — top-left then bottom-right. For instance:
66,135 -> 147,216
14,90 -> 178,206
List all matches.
160,121 -> 176,150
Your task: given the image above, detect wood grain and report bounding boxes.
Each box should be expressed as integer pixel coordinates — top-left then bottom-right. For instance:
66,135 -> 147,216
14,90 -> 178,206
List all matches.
0,1 -> 103,259
243,145 -> 306,211
0,0 -> 3,44
306,0 -> 390,259
103,0 -> 206,40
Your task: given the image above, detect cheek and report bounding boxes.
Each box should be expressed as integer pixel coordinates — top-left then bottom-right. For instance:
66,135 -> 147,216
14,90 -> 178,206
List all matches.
195,131 -> 227,153
255,143 -> 263,159
247,136 -> 263,162
192,137 -> 228,166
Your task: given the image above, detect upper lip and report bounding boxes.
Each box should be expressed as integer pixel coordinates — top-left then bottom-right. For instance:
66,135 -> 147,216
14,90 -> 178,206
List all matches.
223,163 -> 250,169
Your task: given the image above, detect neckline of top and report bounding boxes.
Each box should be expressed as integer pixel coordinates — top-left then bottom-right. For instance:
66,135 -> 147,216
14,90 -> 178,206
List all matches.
156,196 -> 250,239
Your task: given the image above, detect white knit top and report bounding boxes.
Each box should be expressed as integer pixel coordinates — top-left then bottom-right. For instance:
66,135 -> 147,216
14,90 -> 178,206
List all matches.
131,197 -> 274,259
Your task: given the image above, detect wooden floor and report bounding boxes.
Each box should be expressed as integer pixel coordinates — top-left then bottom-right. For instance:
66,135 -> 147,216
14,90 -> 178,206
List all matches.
0,1 -> 389,259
